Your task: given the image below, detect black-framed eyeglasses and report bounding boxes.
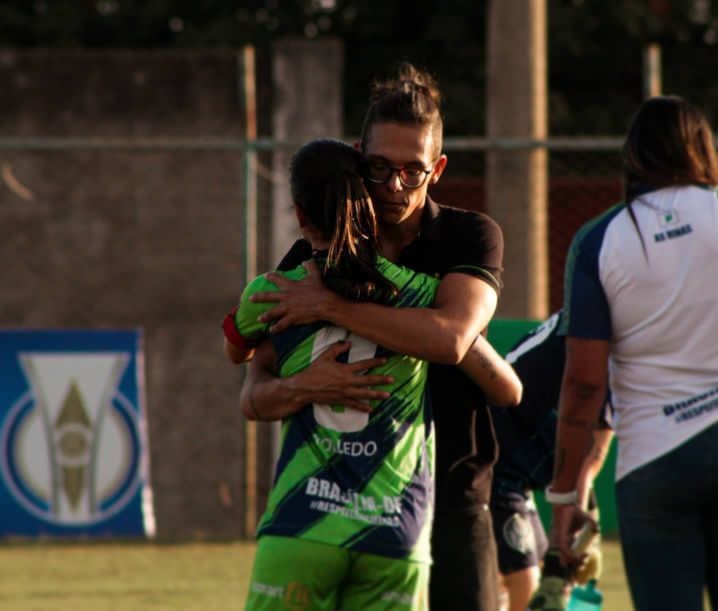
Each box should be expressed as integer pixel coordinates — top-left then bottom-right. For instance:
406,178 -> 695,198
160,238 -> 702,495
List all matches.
362,156 -> 435,189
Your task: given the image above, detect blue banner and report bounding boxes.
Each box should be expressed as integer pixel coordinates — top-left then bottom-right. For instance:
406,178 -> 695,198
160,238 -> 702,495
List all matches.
0,329 -> 155,537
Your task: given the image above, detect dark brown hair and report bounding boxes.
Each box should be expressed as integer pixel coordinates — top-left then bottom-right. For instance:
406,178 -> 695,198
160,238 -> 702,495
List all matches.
623,95 -> 718,201
359,62 -> 443,158
290,139 -> 397,303
622,96 -> 718,252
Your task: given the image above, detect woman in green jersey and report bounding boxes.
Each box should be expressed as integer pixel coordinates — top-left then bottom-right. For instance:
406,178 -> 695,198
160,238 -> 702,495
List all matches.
224,139 -> 519,611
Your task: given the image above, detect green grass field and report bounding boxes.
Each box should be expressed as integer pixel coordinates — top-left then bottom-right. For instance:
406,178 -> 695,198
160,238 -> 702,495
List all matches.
0,538 -> 632,610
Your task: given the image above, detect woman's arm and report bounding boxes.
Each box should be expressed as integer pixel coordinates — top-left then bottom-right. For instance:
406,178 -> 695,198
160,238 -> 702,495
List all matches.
552,338 -> 610,492
459,334 -> 523,407
224,337 -> 255,364
222,294 -> 266,365
576,427 -> 613,510
549,337 -> 610,563
240,338 -> 395,421
253,260 -> 498,365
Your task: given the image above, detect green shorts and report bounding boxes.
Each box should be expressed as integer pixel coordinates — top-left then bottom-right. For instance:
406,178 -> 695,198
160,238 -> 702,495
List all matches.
244,535 -> 429,611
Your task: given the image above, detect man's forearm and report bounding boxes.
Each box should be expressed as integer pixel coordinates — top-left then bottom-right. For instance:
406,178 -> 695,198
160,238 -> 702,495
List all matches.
459,335 -> 522,406
323,274 -> 496,365
326,299 -> 472,364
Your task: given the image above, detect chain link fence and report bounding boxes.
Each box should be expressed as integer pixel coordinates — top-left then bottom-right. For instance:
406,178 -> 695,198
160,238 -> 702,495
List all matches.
430,139 -> 624,312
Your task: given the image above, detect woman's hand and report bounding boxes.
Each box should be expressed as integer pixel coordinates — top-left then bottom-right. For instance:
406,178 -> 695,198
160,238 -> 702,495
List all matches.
550,502 -> 599,569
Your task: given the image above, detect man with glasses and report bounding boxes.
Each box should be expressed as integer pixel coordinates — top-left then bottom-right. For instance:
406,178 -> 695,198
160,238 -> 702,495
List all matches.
240,63 -> 507,611
363,156 -> 437,189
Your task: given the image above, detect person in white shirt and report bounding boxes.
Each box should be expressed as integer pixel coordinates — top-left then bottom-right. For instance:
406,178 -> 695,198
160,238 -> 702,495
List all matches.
547,95 -> 718,611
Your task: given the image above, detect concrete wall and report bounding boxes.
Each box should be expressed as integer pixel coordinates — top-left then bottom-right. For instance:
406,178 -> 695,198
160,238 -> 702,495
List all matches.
270,38 -> 344,268
0,49 -> 261,538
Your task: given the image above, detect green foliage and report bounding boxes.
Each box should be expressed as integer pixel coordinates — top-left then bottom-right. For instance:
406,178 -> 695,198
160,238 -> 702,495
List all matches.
548,0 -> 718,134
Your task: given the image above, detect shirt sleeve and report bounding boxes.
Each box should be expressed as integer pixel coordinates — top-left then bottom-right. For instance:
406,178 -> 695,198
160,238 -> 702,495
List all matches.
503,312 -> 565,420
443,210 -> 504,292
560,221 -> 612,340
230,275 -> 278,343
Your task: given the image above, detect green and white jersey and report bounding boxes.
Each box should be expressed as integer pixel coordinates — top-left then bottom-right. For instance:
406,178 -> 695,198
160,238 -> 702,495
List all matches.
234,256 -> 438,563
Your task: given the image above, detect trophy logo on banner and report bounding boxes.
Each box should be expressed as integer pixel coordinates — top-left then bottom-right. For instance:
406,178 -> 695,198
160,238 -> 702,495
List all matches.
1,352 -> 142,526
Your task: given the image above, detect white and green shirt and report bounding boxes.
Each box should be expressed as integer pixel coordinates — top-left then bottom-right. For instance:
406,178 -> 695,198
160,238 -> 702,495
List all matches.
562,185 -> 718,480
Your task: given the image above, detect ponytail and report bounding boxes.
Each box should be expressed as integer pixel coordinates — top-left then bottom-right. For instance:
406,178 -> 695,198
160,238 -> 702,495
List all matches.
290,139 -> 398,304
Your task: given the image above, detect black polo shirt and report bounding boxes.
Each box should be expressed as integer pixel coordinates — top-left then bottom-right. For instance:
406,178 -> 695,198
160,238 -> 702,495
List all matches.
278,196 -> 505,508
396,198 -> 503,509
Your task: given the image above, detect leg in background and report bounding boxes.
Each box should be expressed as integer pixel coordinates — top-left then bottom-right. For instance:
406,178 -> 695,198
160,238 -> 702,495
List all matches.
492,499 -> 547,611
503,567 -> 541,611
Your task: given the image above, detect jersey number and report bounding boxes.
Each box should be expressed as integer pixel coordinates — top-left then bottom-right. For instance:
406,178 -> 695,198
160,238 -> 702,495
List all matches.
310,326 -> 378,433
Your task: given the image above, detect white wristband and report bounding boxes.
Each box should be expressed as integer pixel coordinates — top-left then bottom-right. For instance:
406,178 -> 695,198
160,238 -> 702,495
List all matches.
544,485 -> 578,505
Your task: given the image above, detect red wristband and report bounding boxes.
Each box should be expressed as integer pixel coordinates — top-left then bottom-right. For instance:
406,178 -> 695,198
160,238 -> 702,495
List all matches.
222,308 -> 253,352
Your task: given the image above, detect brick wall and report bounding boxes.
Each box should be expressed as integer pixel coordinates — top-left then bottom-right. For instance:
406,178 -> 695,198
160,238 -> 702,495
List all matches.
430,175 -> 622,312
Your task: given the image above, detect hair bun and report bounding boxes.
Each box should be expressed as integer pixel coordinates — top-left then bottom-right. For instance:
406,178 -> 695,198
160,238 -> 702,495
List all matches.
370,62 -> 441,107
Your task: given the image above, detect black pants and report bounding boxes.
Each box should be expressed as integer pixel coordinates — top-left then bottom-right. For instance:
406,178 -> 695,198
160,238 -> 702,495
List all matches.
430,502 -> 499,611
616,422 -> 718,611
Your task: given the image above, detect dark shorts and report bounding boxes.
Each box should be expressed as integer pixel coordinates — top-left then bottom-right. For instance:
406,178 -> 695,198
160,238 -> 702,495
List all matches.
490,491 -> 548,575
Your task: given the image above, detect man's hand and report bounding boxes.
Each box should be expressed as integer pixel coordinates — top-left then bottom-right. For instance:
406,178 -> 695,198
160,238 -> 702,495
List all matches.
250,260 -> 341,333
290,341 -> 394,412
